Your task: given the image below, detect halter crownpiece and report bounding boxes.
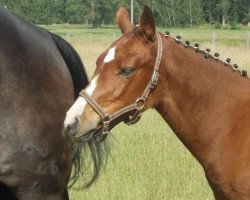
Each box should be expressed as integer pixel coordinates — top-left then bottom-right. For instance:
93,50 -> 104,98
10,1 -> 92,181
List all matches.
79,33 -> 163,142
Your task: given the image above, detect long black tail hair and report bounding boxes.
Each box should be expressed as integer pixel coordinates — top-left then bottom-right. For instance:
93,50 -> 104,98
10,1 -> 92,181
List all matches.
48,31 -> 108,188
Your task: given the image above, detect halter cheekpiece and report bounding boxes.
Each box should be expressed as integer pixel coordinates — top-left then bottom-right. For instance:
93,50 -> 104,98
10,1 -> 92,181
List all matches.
79,33 -> 163,142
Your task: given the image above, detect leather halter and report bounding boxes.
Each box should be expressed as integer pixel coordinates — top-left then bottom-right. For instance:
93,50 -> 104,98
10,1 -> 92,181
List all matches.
79,33 -> 163,141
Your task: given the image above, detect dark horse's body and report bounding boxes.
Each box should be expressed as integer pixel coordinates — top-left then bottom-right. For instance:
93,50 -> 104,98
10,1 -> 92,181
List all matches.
0,7 -> 88,199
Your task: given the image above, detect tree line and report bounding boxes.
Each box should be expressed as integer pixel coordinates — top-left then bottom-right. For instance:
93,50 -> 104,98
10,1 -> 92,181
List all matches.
0,0 -> 249,28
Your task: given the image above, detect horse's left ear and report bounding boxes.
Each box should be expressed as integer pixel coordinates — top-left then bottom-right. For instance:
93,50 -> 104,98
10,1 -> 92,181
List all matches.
139,5 -> 156,42
116,5 -> 133,34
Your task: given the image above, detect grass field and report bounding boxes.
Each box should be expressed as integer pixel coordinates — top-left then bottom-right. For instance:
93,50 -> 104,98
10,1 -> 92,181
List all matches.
46,25 -> 250,200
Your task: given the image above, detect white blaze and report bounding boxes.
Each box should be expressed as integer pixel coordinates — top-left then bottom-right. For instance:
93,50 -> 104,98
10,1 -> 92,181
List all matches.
64,75 -> 99,127
104,47 -> 116,63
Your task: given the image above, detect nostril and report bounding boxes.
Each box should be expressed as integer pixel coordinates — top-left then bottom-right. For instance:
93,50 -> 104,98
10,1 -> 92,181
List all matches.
66,117 -> 79,133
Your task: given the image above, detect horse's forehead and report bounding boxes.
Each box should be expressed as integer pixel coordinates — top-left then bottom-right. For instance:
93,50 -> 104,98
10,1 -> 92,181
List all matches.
102,40 -> 127,63
101,35 -> 145,65
104,47 -> 116,63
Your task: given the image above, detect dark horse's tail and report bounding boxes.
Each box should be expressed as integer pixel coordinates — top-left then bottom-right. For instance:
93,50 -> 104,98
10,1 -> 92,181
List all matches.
48,32 -> 88,98
48,31 -> 108,188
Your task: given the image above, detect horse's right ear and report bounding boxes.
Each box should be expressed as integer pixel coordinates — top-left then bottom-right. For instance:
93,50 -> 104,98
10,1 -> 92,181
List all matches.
139,5 -> 156,42
116,5 -> 133,34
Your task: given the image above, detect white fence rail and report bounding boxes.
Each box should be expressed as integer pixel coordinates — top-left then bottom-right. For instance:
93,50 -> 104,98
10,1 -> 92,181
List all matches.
64,31 -> 250,49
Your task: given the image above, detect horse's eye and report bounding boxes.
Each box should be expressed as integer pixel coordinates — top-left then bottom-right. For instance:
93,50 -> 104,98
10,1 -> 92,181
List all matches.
120,67 -> 134,78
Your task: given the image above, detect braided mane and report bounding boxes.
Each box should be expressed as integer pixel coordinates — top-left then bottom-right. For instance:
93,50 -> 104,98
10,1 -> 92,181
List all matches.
165,31 -> 248,78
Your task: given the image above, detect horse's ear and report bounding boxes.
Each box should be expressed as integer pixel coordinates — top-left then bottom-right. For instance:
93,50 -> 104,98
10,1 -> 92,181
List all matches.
139,5 -> 156,42
116,5 -> 133,34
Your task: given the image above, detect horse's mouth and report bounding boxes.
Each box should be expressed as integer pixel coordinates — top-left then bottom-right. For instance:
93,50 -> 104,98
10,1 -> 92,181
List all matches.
73,129 -> 96,142
73,124 -> 107,143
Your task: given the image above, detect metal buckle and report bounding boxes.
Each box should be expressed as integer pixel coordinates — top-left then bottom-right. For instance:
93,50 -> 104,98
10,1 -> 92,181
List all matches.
102,119 -> 110,133
93,119 -> 110,142
124,109 -> 142,126
94,131 -> 109,142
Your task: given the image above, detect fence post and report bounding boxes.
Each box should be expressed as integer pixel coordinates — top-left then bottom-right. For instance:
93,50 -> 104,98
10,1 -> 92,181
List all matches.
66,32 -> 70,42
247,32 -> 250,49
88,33 -> 92,45
113,32 -> 116,41
212,31 -> 216,48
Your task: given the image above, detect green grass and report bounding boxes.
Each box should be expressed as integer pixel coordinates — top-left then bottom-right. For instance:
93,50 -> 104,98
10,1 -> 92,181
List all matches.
40,24 -> 250,47
44,25 -> 250,199
69,111 -> 213,200
158,28 -> 249,46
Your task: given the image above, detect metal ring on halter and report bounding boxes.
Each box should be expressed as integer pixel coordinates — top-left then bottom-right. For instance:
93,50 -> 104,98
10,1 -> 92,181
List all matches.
123,109 -> 142,125
136,98 -> 145,109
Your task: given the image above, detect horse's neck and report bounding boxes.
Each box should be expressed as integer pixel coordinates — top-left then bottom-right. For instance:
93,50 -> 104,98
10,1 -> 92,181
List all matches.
155,38 -> 250,163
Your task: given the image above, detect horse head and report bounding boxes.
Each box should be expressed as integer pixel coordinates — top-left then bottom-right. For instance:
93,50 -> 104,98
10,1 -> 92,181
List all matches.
64,6 -> 161,142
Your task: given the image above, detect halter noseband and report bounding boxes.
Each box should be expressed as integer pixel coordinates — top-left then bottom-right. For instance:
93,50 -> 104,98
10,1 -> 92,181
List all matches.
79,33 -> 163,141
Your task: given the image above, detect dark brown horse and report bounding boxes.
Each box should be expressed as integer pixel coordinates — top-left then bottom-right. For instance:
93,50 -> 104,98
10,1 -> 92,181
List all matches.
64,5 -> 250,200
0,6 -> 105,200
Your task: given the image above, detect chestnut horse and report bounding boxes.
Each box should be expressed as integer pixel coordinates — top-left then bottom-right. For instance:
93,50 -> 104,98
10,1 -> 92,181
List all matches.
64,6 -> 250,200
0,6 -> 105,200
